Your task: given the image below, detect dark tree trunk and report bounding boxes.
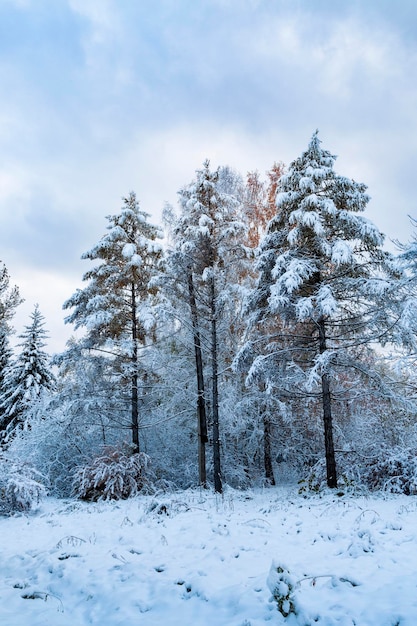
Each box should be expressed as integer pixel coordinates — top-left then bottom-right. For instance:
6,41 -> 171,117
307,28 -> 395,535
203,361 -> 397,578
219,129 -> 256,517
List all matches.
318,316 -> 337,488
259,382 -> 275,485
188,272 -> 208,487
210,276 -> 222,494
131,282 -> 140,454
263,412 -> 275,485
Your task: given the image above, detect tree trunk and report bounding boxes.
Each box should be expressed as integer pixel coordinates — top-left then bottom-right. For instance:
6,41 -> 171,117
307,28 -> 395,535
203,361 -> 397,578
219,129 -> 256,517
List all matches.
210,276 -> 222,494
131,282 -> 140,454
263,411 -> 275,485
318,316 -> 337,488
187,272 -> 208,487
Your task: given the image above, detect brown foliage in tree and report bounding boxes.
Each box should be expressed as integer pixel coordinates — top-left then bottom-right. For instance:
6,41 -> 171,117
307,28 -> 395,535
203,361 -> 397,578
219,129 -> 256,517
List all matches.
244,162 -> 285,248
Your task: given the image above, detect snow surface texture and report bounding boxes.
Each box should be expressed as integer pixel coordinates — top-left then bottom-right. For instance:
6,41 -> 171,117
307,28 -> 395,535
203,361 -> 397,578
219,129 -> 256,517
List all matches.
1,488 -> 416,625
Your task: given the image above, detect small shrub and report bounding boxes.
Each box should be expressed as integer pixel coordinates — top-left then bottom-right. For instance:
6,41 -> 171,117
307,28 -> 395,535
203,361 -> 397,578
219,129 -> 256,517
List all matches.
298,458 -> 334,494
364,447 -> 417,495
298,448 -> 417,496
72,446 -> 153,501
267,562 -> 298,617
299,456 -> 361,495
0,457 -> 47,514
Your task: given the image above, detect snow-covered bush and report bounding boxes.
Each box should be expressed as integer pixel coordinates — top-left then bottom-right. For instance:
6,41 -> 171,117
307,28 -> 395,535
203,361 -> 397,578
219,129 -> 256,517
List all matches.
72,446 -> 153,501
298,454 -> 364,495
298,446 -> 417,496
267,562 -> 298,617
0,456 -> 46,515
363,446 -> 417,495
5,395 -> 109,497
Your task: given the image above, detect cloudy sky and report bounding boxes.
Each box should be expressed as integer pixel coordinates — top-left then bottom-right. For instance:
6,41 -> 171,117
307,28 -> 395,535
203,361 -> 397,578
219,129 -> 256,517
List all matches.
1,0 -> 417,352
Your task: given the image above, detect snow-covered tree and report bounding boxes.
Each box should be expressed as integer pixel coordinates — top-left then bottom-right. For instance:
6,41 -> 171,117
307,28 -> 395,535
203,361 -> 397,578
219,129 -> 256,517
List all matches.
0,261 -> 22,332
5,341 -> 128,497
0,304 -> 55,441
0,262 -> 23,421
163,161 -> 250,492
233,163 -> 287,485
0,326 -> 13,402
240,132 -> 398,488
390,217 -> 417,360
160,229 -> 209,486
63,192 -> 162,454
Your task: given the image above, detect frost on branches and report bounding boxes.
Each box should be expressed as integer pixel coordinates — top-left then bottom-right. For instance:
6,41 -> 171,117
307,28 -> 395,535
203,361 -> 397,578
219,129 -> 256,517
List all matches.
63,192 -> 162,455
240,131 -> 400,488
0,455 -> 46,514
0,304 -> 55,442
165,161 -> 250,493
72,447 -> 152,501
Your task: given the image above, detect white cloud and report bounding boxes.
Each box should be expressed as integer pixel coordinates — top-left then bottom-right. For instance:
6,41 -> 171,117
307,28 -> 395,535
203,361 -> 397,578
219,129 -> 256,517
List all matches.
1,0 -> 417,350
67,0 -> 121,41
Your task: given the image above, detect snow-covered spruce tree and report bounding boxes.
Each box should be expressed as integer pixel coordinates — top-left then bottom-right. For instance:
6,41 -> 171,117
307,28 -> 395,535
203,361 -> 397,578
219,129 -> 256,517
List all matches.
391,217 -> 417,358
0,261 -> 22,331
0,325 -> 13,407
240,132 -> 397,488
0,304 -> 55,441
164,161 -> 250,492
0,262 -> 23,425
63,192 -> 162,454
7,340 -> 128,497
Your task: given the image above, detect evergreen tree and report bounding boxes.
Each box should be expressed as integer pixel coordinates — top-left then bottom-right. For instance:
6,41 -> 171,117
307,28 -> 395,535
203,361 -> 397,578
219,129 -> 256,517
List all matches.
0,261 -> 22,331
392,218 -> 417,356
0,326 -> 13,402
0,304 -> 55,441
63,192 -> 162,454
241,132 -> 397,488
0,262 -> 23,422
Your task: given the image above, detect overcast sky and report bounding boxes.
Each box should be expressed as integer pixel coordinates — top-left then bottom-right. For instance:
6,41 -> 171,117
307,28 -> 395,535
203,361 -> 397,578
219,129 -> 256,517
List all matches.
1,0 -> 417,353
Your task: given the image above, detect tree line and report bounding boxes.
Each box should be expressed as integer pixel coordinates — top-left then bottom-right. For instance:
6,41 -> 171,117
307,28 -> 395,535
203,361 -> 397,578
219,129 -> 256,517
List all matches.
2,132 -> 417,499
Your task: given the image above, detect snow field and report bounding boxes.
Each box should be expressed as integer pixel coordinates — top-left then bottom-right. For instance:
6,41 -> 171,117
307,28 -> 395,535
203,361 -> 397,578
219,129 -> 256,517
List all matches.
1,488 -> 417,625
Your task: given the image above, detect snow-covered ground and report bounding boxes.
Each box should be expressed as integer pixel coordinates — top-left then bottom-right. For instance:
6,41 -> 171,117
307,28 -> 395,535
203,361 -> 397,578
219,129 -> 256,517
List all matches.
1,487 -> 416,625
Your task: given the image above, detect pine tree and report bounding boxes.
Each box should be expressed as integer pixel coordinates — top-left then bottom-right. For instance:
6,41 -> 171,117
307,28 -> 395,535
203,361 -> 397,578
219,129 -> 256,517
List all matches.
392,218 -> 417,356
0,261 -> 22,331
241,132 -> 397,488
0,326 -> 12,400
0,304 -> 55,441
63,192 -> 162,454
0,262 -> 23,422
